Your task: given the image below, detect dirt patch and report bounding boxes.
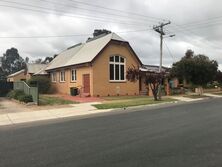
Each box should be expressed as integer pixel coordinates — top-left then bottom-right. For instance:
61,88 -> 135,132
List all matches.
0,97 -> 73,114
0,97 -> 31,114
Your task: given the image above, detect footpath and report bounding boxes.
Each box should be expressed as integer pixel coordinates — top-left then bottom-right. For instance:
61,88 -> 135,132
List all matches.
0,99 -> 112,126
0,93 -> 220,126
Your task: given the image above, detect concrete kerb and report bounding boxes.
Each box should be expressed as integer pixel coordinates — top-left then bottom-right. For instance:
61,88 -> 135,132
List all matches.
0,95 -> 219,127
203,93 -> 222,98
0,102 -> 110,126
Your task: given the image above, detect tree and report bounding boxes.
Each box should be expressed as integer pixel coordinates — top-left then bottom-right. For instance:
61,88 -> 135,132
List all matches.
1,48 -> 25,79
126,66 -> 165,101
93,29 -> 111,37
215,70 -> 222,85
0,68 -> 5,81
170,50 -> 218,94
87,29 -> 111,41
42,56 -> 53,64
184,49 -> 194,59
27,76 -> 51,94
25,57 -> 29,63
34,58 -> 42,64
34,56 -> 55,64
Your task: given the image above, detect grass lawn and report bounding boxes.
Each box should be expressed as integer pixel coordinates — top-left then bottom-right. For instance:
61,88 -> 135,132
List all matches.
211,92 -> 222,95
94,96 -> 176,109
183,95 -> 209,99
39,95 -> 78,106
102,96 -> 148,101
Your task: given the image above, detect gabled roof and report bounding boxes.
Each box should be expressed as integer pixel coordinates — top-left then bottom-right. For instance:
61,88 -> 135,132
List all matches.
7,69 -> 25,78
140,65 -> 170,73
46,33 -> 129,71
26,63 -> 47,74
33,65 -> 49,75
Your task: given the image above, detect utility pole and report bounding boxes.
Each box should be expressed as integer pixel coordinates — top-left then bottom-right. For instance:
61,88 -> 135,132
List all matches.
153,21 -> 171,72
153,21 -> 171,99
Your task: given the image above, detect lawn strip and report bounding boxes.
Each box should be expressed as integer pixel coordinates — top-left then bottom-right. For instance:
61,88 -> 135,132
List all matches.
39,95 -> 78,106
94,97 -> 175,109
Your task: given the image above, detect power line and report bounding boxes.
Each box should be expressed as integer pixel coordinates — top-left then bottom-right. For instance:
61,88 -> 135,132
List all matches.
176,20 -> 222,31
0,0 -> 148,26
179,15 -> 222,27
0,29 -> 150,39
37,0 -> 158,24
171,23 -> 222,49
67,0 -> 164,21
0,2 -> 148,27
153,21 -> 172,72
163,40 -> 175,62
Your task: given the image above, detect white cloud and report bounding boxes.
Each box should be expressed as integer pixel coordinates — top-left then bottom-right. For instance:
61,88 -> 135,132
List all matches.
0,0 -> 221,69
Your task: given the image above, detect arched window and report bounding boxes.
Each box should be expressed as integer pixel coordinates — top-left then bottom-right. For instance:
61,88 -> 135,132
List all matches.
109,55 -> 125,81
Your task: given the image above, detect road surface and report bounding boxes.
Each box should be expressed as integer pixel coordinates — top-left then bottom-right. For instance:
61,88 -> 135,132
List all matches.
1,98 -> 222,167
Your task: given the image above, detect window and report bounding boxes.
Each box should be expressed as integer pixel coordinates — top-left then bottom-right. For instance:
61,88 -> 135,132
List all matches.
109,55 -> 125,81
60,71 -> 65,82
51,72 -> 56,82
71,69 -> 77,82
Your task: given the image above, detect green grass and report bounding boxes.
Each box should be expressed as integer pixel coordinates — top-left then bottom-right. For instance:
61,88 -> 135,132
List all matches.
39,96 -> 78,106
102,96 -> 148,101
94,97 -> 176,109
211,92 -> 222,95
0,104 -> 3,109
183,95 -> 209,99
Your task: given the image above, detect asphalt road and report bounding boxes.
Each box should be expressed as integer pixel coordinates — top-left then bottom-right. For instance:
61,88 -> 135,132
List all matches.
1,98 -> 222,167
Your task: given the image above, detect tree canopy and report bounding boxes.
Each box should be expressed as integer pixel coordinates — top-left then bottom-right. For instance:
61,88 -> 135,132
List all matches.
93,29 -> 111,37
33,56 -> 55,64
170,50 -> 218,86
127,66 -> 165,100
0,48 -> 25,80
87,29 -> 111,41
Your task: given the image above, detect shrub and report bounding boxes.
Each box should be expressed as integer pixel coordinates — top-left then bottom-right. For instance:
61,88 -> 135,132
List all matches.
170,88 -> 184,95
7,90 -> 16,98
18,94 -> 33,103
7,90 -> 33,103
28,76 -> 51,94
7,90 -> 25,100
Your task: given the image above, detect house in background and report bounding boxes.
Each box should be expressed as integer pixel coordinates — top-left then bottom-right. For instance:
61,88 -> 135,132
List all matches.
139,65 -> 172,96
25,63 -> 48,80
7,32 -> 176,97
45,33 -> 142,97
7,63 -> 48,82
7,69 -> 26,82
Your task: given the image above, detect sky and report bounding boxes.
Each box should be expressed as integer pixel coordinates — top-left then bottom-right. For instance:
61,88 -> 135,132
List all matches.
0,0 -> 222,68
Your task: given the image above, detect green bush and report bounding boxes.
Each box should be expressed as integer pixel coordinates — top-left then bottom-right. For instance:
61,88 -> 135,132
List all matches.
18,94 -> 33,103
7,90 -> 33,103
170,88 -> 185,95
27,76 -> 51,94
7,90 -> 16,98
7,90 -> 25,100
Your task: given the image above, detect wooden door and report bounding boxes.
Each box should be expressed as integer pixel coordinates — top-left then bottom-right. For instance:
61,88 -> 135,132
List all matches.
83,74 -> 90,94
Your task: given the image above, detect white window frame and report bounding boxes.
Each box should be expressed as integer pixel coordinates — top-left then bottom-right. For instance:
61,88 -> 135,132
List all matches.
109,55 -> 126,82
51,72 -> 57,82
71,69 -> 77,82
60,70 -> 65,82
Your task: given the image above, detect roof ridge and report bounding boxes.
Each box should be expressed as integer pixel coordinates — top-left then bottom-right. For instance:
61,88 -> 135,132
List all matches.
67,43 -> 82,50
86,32 -> 112,43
